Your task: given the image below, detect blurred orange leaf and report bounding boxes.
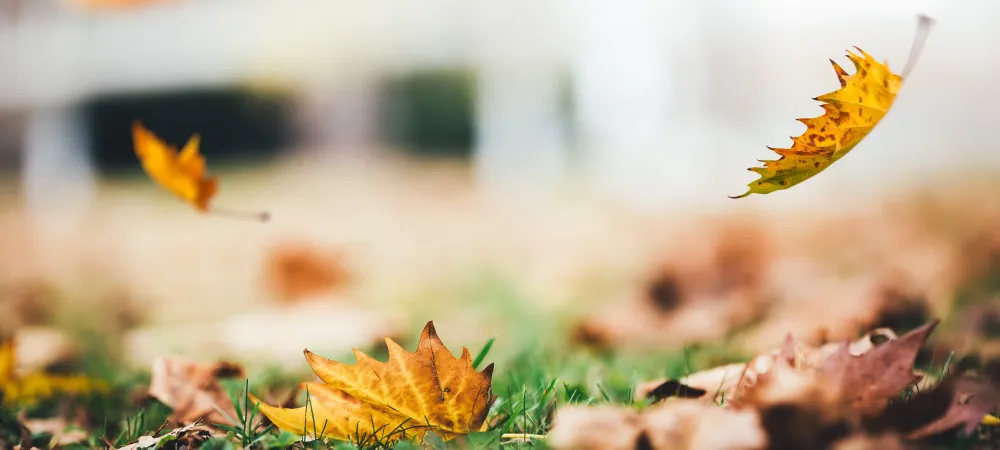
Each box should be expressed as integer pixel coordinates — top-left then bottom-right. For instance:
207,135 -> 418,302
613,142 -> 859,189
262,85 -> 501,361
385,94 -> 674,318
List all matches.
251,321 -> 496,443
132,121 -> 218,212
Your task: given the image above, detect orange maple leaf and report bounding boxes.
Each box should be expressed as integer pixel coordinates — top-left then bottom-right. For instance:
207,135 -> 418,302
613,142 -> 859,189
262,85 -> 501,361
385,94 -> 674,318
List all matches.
132,122 -> 268,221
250,321 -> 496,443
132,121 -> 218,212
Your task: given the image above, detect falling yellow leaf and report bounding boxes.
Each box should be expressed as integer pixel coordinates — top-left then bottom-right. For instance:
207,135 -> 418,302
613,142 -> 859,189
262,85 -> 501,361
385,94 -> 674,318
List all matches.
0,337 -> 105,408
731,47 -> 902,199
132,121 -> 218,212
732,15 -> 934,198
251,321 -> 496,444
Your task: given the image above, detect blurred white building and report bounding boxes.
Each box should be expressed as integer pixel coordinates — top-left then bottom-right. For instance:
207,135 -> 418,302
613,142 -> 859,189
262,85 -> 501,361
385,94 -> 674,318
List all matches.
1,0 -> 998,218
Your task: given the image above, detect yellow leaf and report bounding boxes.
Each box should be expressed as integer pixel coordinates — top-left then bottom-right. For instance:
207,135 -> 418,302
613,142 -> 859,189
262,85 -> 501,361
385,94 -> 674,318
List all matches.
0,336 -> 106,407
253,321 -> 496,444
984,414 -> 1000,426
133,121 -> 218,212
731,47 -> 901,198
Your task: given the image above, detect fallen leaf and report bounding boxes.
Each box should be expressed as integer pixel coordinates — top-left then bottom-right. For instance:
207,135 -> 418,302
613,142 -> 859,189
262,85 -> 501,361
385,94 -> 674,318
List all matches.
907,373 -> 1000,439
252,321 -> 496,444
819,320 -> 938,416
637,327 -> 898,406
148,356 -> 246,427
132,121 -> 217,212
115,423 -> 212,450
0,335 -> 105,408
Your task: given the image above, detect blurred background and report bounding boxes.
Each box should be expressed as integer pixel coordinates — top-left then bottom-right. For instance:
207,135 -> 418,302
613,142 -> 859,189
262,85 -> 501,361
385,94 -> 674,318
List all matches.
1,0 -> 1000,376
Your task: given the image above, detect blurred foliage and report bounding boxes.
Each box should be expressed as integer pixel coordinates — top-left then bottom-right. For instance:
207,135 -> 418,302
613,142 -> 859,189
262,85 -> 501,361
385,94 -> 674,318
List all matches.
380,70 -> 475,159
84,87 -> 295,174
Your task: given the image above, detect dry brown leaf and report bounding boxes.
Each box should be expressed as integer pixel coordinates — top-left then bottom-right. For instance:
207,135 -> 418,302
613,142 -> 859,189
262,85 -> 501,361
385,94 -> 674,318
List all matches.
148,356 -> 246,427
637,328 -> 898,406
907,374 -> 1000,439
819,320 -> 937,416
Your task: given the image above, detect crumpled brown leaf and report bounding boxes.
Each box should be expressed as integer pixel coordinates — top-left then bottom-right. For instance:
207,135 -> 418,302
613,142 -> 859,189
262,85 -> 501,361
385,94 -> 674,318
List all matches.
148,356 -> 245,427
637,327 -> 898,405
816,321 -> 937,416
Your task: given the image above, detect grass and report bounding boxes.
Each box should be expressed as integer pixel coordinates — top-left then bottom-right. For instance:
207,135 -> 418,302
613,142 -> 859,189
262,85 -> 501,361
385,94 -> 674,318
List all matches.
0,321 -> 748,449
4,228 -> 1000,449
3,268 -> 1000,449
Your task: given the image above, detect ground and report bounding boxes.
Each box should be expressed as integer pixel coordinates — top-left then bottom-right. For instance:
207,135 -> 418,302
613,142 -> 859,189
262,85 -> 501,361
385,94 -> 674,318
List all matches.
1,155 -> 999,449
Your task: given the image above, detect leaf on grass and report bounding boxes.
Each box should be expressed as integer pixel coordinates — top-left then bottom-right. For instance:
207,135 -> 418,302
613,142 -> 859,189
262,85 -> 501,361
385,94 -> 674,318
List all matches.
731,47 -> 902,198
132,121 -> 218,212
252,321 -> 496,444
906,374 -> 1000,439
0,336 -> 105,407
115,423 -> 213,450
819,320 -> 938,416
148,356 -> 246,427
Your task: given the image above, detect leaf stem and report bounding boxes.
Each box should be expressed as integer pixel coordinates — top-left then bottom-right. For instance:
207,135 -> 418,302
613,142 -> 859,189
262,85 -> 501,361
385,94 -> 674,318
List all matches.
208,206 -> 271,222
901,14 -> 935,79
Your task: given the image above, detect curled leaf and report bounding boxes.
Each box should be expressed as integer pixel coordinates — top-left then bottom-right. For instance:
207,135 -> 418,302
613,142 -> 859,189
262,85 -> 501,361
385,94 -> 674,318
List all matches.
732,47 -> 902,198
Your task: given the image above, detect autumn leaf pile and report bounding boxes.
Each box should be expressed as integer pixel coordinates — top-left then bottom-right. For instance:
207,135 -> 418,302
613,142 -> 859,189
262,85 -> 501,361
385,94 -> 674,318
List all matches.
549,321 -> 1000,450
